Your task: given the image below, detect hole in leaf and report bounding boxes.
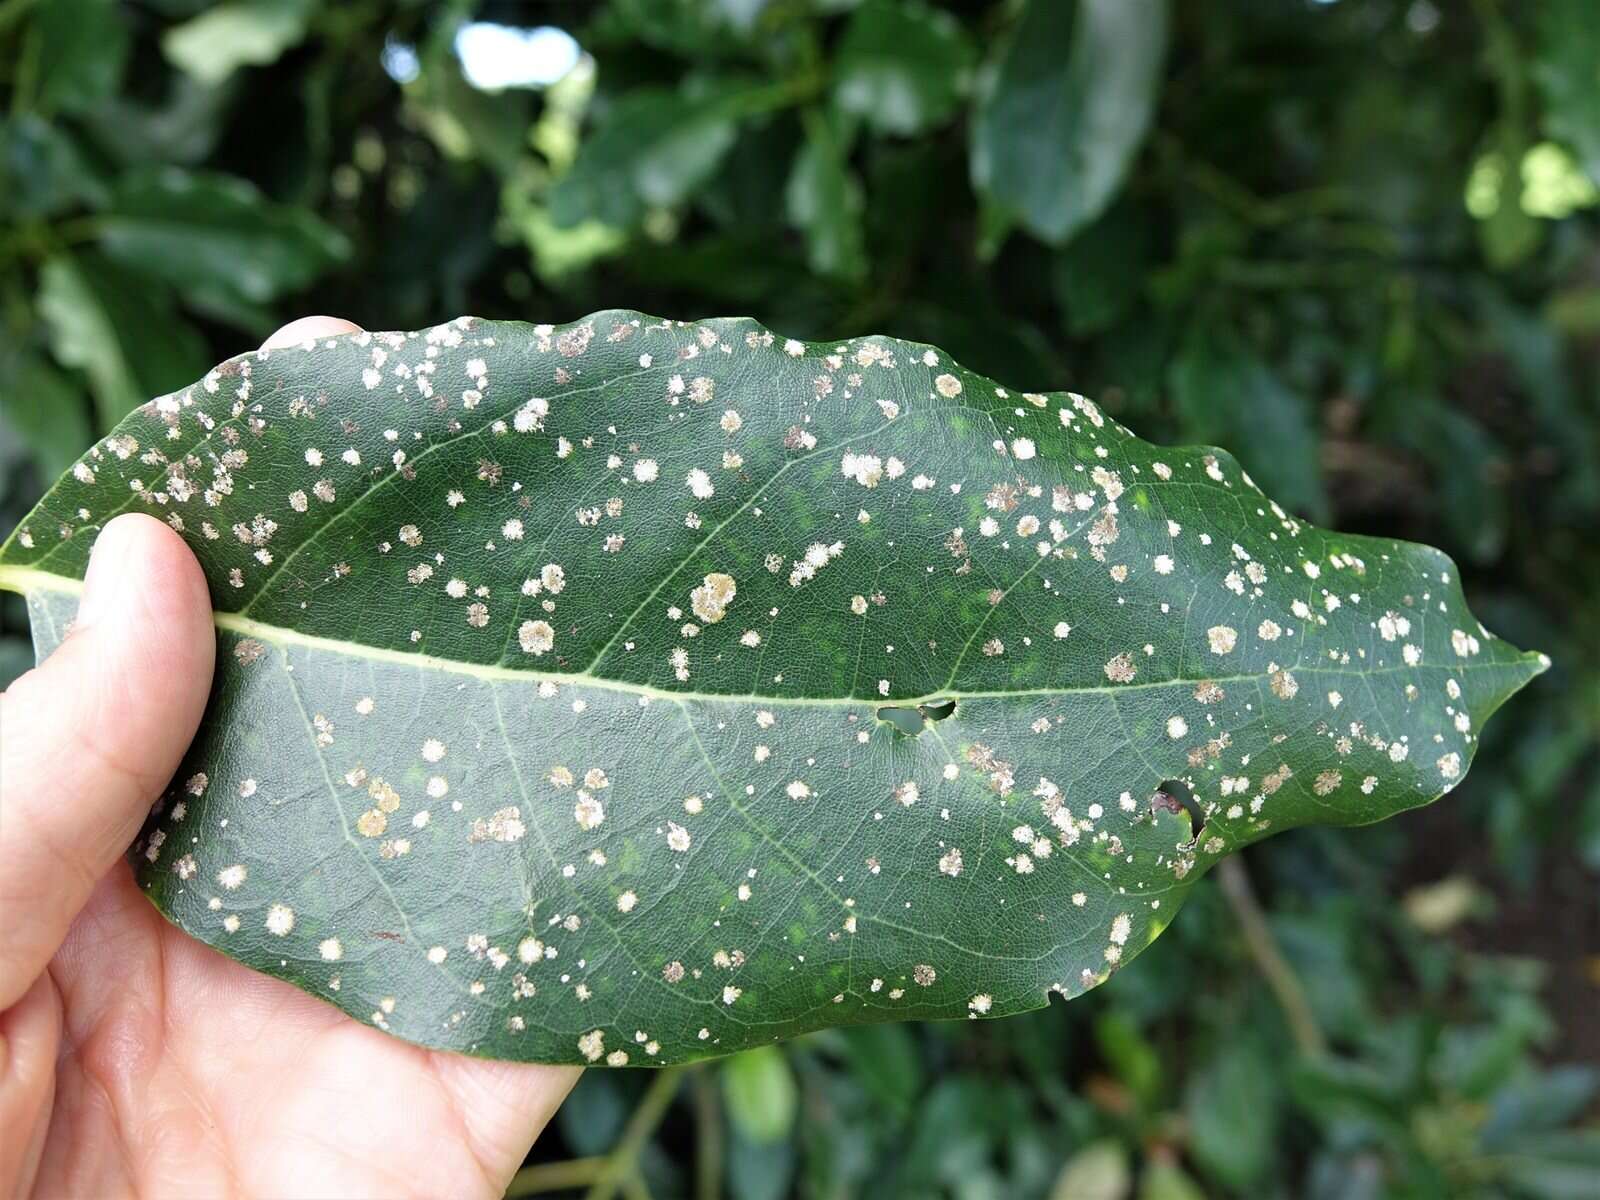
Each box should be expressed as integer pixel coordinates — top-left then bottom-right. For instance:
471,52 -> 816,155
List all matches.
1153,779 -> 1204,842
874,699 -> 957,735
876,706 -> 926,735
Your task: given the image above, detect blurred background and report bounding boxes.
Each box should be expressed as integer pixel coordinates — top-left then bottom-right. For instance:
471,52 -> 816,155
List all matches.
2,1 -> 1598,1196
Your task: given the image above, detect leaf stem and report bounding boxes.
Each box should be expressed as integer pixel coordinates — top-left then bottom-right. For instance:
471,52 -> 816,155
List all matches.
693,1067 -> 724,1200
1216,855 -> 1327,1059
583,1067 -> 687,1200
504,1156 -> 607,1195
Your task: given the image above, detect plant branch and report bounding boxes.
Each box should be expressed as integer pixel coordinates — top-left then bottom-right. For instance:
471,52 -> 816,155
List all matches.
1217,855 -> 1327,1059
583,1067 -> 688,1200
693,1067 -> 723,1200
505,1156 -> 607,1196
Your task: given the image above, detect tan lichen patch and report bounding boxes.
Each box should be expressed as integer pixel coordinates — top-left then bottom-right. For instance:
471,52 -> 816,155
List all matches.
689,572 -> 736,624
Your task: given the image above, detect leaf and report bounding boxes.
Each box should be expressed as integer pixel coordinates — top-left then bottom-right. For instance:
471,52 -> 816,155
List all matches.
839,1023 -> 921,1120
1052,201 -> 1155,338
35,253 -> 209,430
33,0 -> 129,116
1094,1010 -> 1162,1109
1168,325 -> 1329,524
0,344 -> 93,480
1051,1140 -> 1130,1200
722,1046 -> 799,1143
0,116 -> 110,220
1184,1039 -> 1279,1191
832,0 -> 976,136
550,82 -> 773,229
971,0 -> 1168,246
786,109 -> 866,282
1138,1161 -> 1206,1200
161,0 -> 313,87
1534,0 -> 1600,186
96,168 -> 350,317
0,313 -> 1544,1067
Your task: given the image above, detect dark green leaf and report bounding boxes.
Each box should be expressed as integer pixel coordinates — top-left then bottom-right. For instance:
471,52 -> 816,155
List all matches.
0,314 -> 1543,1066
971,0 -> 1168,246
1169,325 -> 1328,523
1535,0 -> 1600,186
0,117 -> 109,219
0,636 -> 33,690
832,0 -> 975,137
36,253 -> 209,430
97,168 -> 350,317
80,76 -> 233,167
1052,202 -> 1154,337
727,1128 -> 796,1200
839,1023 -> 921,1119
1185,1039 -> 1279,1191
1495,1130 -> 1600,1200
551,82 -> 774,228
34,0 -> 129,115
786,109 -> 866,281
1483,1067 -> 1600,1147
0,344 -> 93,480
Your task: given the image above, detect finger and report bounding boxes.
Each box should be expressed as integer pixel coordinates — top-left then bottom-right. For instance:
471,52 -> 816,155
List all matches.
0,514 -> 215,1008
0,973 -> 62,1200
260,315 -> 364,350
423,1055 -> 580,1190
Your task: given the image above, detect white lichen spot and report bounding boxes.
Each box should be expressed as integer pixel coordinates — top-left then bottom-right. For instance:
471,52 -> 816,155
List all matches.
217,863 -> 247,890
519,619 -> 555,656
265,904 -> 295,936
1207,625 -> 1239,655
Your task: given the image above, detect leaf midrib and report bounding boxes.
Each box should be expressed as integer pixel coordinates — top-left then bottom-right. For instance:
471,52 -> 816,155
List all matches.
0,564 -> 1542,711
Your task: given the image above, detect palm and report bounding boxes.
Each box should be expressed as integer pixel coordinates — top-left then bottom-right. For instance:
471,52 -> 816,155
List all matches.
32,862 -> 571,1198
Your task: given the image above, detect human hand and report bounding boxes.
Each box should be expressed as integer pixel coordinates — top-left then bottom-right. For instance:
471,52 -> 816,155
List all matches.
0,317 -> 579,1199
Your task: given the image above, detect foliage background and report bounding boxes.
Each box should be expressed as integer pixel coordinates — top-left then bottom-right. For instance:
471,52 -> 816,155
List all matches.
2,0 -> 1598,1196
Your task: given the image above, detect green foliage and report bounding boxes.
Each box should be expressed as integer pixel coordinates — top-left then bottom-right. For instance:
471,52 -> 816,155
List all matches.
0,0 -> 1595,1195
971,0 -> 1168,246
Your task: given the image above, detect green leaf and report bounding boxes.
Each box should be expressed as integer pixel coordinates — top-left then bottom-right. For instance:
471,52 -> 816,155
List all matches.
0,314 -> 1544,1066
1052,201 -> 1154,337
1094,1010 -> 1162,1109
832,0 -> 975,136
1185,1039 -> 1279,1191
1168,326 -> 1329,524
161,0 -> 313,87
1535,0 -> 1600,186
551,82 -> 776,229
971,0 -> 1168,246
839,1022 -> 921,1119
1138,1160 -> 1206,1200
786,109 -> 866,282
96,168 -> 350,318
0,116 -> 110,219
0,344 -> 93,480
722,1046 -> 799,1143
35,254 -> 209,430
34,0 -> 129,115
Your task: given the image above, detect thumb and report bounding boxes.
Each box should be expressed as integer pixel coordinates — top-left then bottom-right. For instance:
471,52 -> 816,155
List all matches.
0,513 -> 214,1007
